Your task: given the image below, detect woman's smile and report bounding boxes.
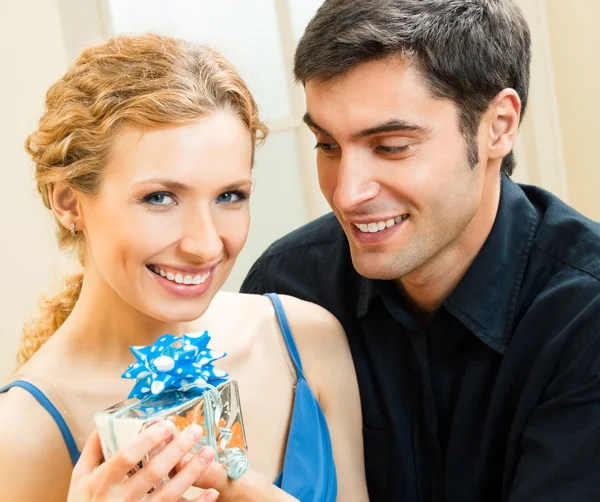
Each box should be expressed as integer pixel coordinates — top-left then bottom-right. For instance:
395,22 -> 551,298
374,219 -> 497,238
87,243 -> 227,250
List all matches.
146,263 -> 217,297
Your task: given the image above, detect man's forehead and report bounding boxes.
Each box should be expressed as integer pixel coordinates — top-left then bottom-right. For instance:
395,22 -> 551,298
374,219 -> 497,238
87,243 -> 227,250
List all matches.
303,58 -> 442,140
304,53 -> 420,92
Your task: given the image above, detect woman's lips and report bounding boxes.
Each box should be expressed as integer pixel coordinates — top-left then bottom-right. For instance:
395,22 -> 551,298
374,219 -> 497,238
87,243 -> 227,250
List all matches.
146,264 -> 216,297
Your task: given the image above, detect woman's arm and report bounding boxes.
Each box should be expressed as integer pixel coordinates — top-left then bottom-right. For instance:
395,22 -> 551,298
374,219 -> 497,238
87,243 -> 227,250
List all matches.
0,388 -> 73,502
0,389 -> 219,502
280,295 -> 370,502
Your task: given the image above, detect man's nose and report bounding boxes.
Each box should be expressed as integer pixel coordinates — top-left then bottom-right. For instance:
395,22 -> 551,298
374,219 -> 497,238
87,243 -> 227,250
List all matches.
332,152 -> 380,213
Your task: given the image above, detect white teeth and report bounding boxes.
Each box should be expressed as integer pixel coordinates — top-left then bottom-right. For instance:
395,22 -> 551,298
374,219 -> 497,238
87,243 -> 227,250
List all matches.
354,214 -> 409,233
151,266 -> 211,286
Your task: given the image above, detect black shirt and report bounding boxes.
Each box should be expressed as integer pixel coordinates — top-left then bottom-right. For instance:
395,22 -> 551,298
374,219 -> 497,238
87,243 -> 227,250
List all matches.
241,175 -> 600,502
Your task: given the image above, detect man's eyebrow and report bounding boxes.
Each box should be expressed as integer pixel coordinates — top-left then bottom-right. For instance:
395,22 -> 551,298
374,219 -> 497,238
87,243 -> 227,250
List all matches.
303,113 -> 431,141
350,119 -> 431,141
303,113 -> 335,138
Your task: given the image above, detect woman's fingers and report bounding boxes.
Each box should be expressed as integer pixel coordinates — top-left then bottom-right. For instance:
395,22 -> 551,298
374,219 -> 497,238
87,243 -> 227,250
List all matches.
192,488 -> 220,502
126,424 -> 205,497
95,420 -> 175,486
72,430 -> 104,481
151,446 -> 217,502
69,423 -> 217,501
190,457 -> 230,493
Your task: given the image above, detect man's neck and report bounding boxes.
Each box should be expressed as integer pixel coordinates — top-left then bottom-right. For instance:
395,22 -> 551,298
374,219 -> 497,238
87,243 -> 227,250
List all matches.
396,174 -> 502,316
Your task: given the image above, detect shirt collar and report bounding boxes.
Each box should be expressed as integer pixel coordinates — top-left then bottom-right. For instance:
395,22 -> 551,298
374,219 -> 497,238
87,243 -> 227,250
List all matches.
357,174 -> 540,353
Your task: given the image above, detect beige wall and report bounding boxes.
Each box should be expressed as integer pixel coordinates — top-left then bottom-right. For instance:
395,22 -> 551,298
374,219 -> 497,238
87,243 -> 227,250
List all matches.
546,0 -> 600,221
0,2 -> 598,379
0,1 -> 70,377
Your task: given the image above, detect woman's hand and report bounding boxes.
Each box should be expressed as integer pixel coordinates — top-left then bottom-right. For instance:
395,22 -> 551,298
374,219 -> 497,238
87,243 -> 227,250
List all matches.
189,462 -> 299,502
68,422 -> 219,502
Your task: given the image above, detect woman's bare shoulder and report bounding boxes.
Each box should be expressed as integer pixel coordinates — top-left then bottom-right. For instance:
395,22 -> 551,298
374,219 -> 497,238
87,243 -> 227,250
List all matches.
0,386 -> 73,501
273,297 -> 369,501
226,292 -> 345,339
216,290 -> 272,309
275,295 -> 351,391
276,294 -> 346,343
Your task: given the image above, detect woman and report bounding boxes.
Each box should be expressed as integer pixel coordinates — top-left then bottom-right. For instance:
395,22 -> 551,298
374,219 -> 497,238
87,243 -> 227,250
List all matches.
0,34 -> 368,502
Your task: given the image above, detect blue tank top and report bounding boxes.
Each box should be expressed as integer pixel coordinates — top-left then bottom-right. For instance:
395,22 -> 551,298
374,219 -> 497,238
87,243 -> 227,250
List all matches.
0,293 -> 337,500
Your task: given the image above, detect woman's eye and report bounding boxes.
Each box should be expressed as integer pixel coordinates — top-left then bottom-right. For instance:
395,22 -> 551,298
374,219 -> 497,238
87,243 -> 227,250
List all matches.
142,191 -> 176,206
216,190 -> 248,204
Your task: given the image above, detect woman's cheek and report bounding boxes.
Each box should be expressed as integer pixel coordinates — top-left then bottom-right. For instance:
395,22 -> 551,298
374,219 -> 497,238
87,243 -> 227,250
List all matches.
220,210 -> 250,257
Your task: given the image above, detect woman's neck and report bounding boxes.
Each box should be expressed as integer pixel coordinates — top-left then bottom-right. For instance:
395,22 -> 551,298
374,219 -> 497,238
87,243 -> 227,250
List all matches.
56,263 -> 195,372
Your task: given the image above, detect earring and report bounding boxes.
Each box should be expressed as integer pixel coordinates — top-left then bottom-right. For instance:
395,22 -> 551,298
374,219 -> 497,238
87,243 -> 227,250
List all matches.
70,223 -> 77,236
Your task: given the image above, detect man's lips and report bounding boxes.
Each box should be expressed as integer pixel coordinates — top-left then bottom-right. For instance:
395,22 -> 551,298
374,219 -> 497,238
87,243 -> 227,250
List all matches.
349,213 -> 409,233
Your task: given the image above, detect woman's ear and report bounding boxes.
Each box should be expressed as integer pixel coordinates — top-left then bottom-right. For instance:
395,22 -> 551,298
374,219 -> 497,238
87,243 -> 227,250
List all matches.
487,88 -> 522,162
48,181 -> 82,232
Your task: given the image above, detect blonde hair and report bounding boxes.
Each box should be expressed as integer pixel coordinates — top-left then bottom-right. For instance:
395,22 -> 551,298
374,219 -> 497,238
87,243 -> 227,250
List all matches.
18,33 -> 267,367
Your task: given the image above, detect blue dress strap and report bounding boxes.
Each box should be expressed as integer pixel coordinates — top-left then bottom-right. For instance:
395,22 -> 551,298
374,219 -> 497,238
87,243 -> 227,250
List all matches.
0,380 -> 81,465
264,293 -> 338,501
264,293 -> 305,378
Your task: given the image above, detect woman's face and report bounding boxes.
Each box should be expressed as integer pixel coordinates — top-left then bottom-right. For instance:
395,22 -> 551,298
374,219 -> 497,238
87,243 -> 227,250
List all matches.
79,109 -> 253,322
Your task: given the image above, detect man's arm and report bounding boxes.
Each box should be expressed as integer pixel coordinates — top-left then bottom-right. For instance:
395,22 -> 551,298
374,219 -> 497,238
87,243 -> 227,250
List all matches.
240,255 -> 269,294
507,322 -> 600,501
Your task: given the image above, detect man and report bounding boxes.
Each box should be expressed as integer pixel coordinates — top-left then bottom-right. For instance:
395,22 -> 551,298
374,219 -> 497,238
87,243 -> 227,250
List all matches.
241,0 -> 600,500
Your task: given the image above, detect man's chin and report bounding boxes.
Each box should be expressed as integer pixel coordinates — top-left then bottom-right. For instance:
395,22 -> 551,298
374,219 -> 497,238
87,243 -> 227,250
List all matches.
350,255 -> 397,281
349,241 -> 421,281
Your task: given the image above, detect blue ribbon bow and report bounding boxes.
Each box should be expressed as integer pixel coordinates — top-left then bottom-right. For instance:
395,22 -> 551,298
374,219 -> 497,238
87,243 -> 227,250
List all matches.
116,331 -> 249,479
123,331 -> 229,399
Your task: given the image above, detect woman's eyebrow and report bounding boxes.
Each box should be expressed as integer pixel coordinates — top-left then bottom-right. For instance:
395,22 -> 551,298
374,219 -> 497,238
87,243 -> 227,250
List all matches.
131,178 -> 194,192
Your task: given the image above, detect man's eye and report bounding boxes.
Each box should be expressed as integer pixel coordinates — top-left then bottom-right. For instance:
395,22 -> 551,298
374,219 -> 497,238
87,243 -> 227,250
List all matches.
315,143 -> 339,150
142,191 -> 176,206
376,145 -> 409,154
315,142 -> 340,152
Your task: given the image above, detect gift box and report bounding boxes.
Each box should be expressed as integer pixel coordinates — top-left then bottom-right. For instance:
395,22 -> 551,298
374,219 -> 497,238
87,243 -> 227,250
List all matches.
95,332 -> 249,488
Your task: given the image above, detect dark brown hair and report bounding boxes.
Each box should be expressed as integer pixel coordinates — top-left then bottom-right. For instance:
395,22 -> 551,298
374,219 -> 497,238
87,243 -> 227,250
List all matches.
294,0 -> 531,174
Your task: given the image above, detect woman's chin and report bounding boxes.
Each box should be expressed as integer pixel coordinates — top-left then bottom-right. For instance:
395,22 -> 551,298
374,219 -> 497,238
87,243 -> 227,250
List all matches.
152,302 -> 211,324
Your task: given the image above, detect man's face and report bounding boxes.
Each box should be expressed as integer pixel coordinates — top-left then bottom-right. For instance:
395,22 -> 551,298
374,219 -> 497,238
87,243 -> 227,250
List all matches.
305,56 -> 492,283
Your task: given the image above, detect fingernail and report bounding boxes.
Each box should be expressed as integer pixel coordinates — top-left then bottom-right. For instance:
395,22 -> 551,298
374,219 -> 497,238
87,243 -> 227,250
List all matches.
184,424 -> 203,442
204,488 -> 219,502
155,421 -> 172,436
197,446 -> 215,465
180,452 -> 194,467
